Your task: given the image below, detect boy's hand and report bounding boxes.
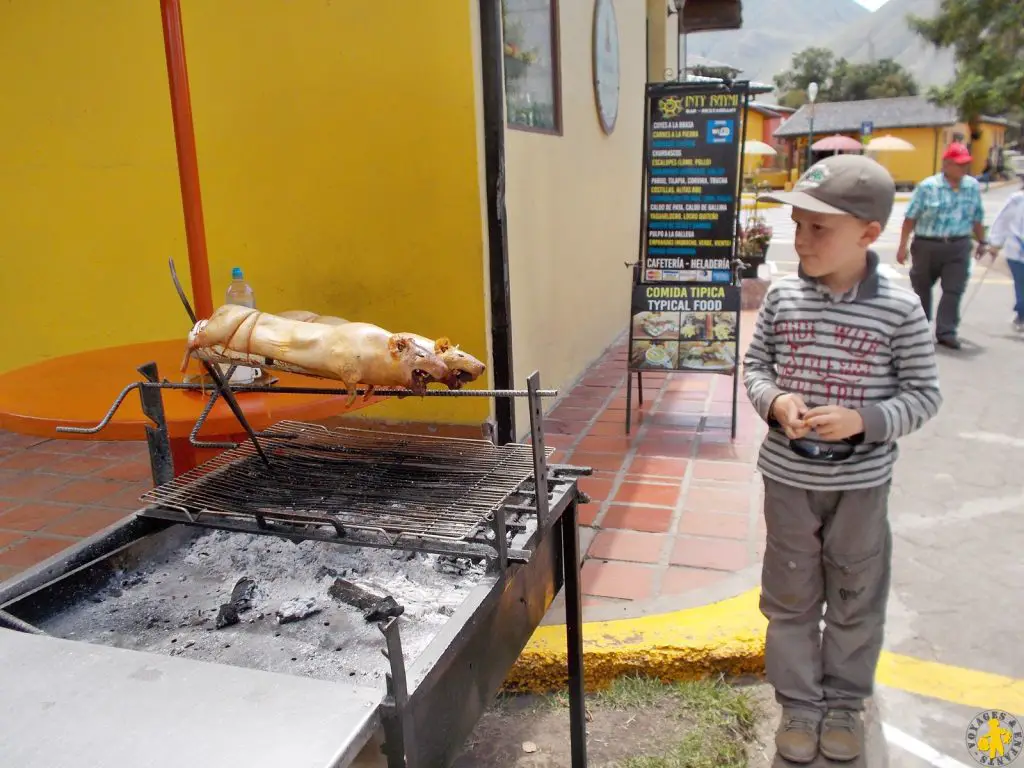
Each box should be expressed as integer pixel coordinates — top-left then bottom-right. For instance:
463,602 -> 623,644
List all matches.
803,405 -> 864,441
771,393 -> 810,439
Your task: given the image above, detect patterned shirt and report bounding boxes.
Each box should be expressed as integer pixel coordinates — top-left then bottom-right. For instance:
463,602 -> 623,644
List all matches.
905,172 -> 984,238
743,251 -> 943,491
989,191 -> 1024,264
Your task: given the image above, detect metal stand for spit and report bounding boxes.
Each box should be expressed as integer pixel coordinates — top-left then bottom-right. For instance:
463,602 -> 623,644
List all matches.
55,363 -> 590,768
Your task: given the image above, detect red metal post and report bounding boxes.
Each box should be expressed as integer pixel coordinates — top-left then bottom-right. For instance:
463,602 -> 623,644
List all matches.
160,0 -> 214,319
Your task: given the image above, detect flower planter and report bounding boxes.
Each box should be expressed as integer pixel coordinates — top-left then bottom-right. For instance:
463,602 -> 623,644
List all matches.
739,244 -> 769,279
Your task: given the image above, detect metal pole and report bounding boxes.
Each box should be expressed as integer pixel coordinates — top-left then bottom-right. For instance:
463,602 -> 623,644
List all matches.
160,0 -> 214,319
806,109 -> 814,173
561,498 -> 588,768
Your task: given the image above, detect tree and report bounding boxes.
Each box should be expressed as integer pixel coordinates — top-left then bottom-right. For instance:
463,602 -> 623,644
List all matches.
830,59 -> 919,101
774,48 -> 918,107
909,0 -> 1024,126
774,48 -> 835,107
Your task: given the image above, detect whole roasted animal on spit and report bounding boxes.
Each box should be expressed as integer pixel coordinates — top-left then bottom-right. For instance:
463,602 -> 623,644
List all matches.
183,304 -> 461,403
277,309 -> 486,390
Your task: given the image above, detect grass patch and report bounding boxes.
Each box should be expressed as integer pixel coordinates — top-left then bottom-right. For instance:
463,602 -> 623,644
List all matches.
486,675 -> 761,767
600,676 -> 757,768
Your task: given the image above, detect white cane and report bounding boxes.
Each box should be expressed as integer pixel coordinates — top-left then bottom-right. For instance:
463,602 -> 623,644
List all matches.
961,249 -> 996,314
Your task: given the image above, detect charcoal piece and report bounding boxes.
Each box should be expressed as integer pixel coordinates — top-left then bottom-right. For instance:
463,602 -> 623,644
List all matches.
364,596 -> 404,622
315,566 -> 338,581
215,603 -> 240,629
434,556 -> 472,576
328,577 -> 405,622
276,597 -> 321,624
230,577 -> 257,612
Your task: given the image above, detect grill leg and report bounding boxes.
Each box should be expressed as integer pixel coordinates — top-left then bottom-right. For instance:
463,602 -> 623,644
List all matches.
379,617 -> 412,768
561,497 -> 589,768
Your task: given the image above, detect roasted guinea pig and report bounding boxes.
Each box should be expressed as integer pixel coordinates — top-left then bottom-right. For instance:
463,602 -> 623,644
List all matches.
277,310 -> 349,326
279,310 -> 486,389
184,305 -> 448,402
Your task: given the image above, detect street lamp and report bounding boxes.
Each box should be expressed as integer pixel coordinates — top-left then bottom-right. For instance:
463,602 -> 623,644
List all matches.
805,81 -> 819,172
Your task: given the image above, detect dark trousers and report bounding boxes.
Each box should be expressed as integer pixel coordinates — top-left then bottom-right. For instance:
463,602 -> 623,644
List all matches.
909,237 -> 972,340
760,478 -> 892,716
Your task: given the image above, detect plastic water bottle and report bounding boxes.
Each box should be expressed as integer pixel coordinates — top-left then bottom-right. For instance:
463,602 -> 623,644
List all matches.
225,267 -> 256,308
223,267 -> 259,383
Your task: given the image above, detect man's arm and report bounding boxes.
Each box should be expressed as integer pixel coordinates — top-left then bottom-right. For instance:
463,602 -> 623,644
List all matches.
972,183 -> 987,251
856,301 -> 943,443
742,293 -> 784,423
897,185 -> 925,264
988,193 -> 1024,249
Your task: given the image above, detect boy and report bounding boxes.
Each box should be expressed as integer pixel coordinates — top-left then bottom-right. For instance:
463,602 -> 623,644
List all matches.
744,155 -> 943,763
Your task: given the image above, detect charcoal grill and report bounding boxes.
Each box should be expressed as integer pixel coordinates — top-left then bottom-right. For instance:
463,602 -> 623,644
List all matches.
0,361 -> 592,768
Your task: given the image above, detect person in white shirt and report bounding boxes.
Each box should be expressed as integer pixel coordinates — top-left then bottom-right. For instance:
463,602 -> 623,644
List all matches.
987,185 -> 1024,332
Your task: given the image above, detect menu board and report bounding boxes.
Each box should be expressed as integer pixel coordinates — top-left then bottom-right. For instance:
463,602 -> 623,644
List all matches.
628,282 -> 740,374
642,87 -> 743,283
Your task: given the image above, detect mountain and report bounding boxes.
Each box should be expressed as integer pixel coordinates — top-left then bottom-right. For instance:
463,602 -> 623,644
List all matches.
683,0 -> 869,84
821,0 -> 955,88
685,0 -> 956,95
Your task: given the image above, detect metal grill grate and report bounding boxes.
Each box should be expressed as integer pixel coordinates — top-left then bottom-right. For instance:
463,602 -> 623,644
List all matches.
141,421 -> 553,543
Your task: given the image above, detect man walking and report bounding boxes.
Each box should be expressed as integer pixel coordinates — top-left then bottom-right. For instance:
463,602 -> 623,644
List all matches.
896,142 -> 987,349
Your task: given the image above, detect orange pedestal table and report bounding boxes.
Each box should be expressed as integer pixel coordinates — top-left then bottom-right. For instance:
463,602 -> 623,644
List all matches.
0,340 -> 378,475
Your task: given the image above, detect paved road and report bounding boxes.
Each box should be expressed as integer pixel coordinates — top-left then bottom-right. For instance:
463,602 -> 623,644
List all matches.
762,184 -> 1024,767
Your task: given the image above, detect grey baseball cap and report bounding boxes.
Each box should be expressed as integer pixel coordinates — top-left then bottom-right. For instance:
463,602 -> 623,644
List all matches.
761,154 -> 896,227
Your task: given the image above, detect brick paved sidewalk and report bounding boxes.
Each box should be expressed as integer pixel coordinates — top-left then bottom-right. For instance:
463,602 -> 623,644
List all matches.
0,314 -> 768,614
0,435 -> 150,582
541,326 -> 767,615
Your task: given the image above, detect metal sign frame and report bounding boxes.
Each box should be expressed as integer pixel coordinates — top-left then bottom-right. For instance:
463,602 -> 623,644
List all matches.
625,79 -> 753,439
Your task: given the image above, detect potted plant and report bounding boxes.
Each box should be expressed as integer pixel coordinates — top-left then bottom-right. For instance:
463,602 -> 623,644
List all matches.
738,215 -> 773,279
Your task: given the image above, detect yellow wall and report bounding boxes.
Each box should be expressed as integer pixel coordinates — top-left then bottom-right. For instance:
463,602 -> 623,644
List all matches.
503,0 -> 653,436
869,126 -> 943,185
0,0 -> 489,425
952,121 -> 1008,176
742,110 -> 767,176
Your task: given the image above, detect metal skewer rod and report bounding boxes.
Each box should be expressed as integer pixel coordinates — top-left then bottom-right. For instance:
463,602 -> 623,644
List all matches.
169,257 -> 273,470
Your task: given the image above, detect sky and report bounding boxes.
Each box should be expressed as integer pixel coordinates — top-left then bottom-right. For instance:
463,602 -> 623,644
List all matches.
856,0 -> 890,9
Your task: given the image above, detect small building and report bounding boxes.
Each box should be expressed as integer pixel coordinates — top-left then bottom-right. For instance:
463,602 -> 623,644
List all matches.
0,0 -> 743,443
743,102 -> 796,185
773,96 -> 1011,186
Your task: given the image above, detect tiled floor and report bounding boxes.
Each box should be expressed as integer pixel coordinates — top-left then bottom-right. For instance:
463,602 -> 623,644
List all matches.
0,434 -> 151,582
0,313 -> 768,611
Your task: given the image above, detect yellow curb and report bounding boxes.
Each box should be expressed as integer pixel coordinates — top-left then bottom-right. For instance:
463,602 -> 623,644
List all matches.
505,589 -> 767,693
876,653 -> 1024,715
506,587 -> 1024,714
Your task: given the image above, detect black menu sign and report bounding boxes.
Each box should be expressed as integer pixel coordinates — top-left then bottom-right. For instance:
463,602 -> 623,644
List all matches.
627,282 -> 741,374
642,87 -> 743,283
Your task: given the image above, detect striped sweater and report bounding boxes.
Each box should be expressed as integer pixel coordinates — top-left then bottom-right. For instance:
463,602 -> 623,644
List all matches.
743,251 -> 943,491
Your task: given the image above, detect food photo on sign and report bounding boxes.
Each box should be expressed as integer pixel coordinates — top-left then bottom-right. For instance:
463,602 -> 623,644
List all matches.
628,283 -> 740,374
630,339 -> 680,370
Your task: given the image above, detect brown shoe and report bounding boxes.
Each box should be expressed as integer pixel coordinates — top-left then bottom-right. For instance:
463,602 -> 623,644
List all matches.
775,710 -> 820,764
820,709 -> 863,762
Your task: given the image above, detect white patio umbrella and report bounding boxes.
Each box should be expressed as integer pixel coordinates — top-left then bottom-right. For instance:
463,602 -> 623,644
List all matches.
743,140 -> 778,156
865,134 -> 915,151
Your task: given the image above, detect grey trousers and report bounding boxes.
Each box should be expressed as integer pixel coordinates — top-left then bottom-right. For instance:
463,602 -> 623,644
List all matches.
909,237 -> 972,340
760,477 -> 892,716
